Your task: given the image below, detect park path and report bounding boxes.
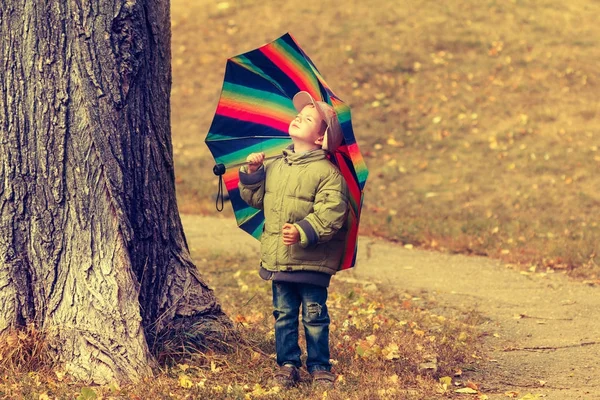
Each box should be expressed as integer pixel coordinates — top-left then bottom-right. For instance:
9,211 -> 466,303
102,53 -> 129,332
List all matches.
181,214 -> 600,399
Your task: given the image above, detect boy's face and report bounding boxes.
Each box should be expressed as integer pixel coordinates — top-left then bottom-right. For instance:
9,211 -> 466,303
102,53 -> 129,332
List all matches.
288,105 -> 325,148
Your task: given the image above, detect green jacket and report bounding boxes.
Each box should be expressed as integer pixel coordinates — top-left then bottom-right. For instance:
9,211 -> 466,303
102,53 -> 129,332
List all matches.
238,147 -> 348,275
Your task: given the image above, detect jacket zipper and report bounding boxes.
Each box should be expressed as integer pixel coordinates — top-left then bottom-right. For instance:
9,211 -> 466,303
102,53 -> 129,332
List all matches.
275,160 -> 292,269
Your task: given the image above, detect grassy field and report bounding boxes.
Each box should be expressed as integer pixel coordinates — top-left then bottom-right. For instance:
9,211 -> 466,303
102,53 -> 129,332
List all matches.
172,0 -> 600,278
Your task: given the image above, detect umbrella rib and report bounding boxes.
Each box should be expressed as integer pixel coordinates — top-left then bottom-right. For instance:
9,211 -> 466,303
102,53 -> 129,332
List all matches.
222,154 -> 284,170
206,136 -> 290,142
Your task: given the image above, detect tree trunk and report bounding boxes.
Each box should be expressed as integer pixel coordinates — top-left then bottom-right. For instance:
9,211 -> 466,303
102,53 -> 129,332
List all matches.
0,0 -> 230,383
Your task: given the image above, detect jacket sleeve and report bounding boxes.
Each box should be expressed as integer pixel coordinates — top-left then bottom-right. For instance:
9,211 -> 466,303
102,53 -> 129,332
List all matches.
238,164 -> 266,210
295,171 -> 348,246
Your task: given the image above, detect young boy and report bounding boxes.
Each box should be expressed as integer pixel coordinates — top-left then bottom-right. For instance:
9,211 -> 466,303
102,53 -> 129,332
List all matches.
238,91 -> 348,388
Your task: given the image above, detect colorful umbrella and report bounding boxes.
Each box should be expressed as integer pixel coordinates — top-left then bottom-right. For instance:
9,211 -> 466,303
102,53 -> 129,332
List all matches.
205,32 -> 368,270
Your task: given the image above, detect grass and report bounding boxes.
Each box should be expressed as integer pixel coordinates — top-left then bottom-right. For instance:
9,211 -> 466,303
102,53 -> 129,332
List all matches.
171,0 -> 600,279
0,251 -> 485,399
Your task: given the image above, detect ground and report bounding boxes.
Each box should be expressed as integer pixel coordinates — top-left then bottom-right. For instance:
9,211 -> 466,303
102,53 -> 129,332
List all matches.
181,214 -> 600,399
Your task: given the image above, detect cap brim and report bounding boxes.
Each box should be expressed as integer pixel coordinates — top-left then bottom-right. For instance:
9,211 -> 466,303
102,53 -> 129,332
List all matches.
292,91 -> 317,113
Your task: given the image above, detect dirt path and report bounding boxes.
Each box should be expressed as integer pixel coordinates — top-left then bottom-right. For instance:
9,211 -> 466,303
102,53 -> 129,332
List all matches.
181,214 -> 600,399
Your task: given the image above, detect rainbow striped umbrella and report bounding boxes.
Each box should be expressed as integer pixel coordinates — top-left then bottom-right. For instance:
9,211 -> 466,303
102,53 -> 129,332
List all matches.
205,33 -> 368,270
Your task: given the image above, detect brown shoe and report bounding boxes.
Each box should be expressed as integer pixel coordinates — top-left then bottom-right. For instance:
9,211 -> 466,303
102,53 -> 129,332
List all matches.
311,370 -> 335,389
271,364 -> 300,388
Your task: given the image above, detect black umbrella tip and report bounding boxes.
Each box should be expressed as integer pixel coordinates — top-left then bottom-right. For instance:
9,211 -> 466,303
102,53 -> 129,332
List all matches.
213,163 -> 226,176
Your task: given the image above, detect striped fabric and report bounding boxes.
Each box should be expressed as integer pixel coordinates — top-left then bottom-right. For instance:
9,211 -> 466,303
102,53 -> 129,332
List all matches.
205,33 -> 368,270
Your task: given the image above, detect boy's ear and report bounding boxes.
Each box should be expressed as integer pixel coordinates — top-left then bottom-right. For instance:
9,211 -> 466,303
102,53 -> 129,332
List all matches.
314,135 -> 324,146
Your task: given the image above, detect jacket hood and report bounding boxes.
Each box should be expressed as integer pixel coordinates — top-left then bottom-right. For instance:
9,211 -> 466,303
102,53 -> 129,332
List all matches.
282,145 -> 327,165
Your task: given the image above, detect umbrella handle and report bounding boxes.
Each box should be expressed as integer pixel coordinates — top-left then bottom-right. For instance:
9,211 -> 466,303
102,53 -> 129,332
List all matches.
213,164 -> 226,212
213,163 -> 226,176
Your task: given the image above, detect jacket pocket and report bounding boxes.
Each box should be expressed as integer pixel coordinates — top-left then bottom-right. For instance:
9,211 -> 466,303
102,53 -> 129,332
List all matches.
290,243 -> 326,263
260,232 -> 278,266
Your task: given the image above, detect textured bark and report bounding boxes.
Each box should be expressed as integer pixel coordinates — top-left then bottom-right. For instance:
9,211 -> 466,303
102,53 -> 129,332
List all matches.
0,0 -> 229,383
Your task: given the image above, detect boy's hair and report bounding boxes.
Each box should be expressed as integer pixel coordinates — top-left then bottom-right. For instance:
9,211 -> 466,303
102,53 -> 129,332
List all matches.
292,91 -> 343,153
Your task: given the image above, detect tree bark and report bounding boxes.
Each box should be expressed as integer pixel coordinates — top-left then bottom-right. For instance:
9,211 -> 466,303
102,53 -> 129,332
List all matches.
0,0 -> 229,383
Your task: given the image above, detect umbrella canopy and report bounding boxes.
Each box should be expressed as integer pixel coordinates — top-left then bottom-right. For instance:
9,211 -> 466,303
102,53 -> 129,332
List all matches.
205,32 -> 368,270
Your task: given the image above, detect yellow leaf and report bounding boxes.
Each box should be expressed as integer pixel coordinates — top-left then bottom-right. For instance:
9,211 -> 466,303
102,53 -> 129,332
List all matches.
55,370 -> 66,382
386,137 -> 404,147
178,374 -> 193,389
249,383 -> 267,396
177,363 -> 190,371
382,343 -> 400,360
439,376 -> 452,387
211,361 -> 221,373
366,335 -> 377,346
455,387 -> 478,394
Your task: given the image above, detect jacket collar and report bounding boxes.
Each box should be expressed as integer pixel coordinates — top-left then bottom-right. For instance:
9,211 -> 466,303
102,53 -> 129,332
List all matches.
282,145 -> 327,165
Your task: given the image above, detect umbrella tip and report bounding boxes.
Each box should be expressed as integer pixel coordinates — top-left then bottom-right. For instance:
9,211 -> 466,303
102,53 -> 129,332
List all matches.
213,163 -> 226,176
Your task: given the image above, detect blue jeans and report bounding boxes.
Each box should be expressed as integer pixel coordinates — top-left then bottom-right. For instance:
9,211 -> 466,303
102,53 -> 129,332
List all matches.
272,281 -> 331,373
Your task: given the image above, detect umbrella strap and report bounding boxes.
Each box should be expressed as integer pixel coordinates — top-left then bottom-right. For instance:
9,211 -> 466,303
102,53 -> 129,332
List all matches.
216,174 -> 224,212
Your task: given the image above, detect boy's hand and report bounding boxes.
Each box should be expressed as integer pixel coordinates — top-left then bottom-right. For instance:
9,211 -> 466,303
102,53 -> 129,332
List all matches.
246,152 -> 265,173
282,223 -> 300,245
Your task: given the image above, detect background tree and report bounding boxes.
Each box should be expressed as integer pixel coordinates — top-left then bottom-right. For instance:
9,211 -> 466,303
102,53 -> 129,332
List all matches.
0,0 -> 230,383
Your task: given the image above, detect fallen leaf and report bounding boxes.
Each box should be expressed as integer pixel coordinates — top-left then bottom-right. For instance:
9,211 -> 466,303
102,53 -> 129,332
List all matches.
178,374 -> 193,389
439,376 -> 452,387
382,343 -> 401,360
177,363 -> 190,372
76,387 -> 97,400
455,387 -> 478,394
211,360 -> 221,373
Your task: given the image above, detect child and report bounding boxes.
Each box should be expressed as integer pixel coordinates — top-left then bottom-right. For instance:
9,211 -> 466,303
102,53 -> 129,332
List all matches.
238,91 -> 348,388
